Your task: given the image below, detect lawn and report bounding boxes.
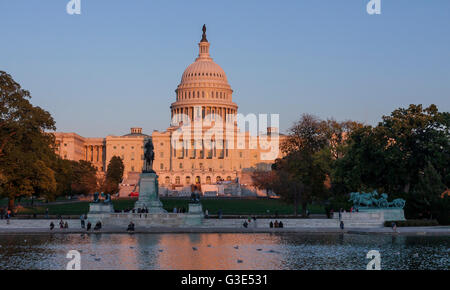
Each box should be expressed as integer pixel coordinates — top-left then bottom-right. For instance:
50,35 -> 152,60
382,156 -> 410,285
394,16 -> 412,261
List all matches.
13,198 -> 325,216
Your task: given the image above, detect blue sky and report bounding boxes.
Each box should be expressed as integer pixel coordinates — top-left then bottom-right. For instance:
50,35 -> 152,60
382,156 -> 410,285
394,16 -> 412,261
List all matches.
0,0 -> 449,137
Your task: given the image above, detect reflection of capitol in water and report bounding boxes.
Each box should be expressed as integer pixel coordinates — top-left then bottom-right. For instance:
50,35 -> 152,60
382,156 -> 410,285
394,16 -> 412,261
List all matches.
154,233 -> 284,270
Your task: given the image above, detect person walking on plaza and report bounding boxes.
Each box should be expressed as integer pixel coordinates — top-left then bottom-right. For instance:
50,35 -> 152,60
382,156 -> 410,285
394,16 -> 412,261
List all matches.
50,222 -> 55,230
6,209 -> 12,224
80,215 -> 85,229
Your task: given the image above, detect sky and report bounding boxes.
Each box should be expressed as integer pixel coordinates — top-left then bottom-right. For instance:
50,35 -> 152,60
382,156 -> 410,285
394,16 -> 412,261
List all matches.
0,0 -> 449,137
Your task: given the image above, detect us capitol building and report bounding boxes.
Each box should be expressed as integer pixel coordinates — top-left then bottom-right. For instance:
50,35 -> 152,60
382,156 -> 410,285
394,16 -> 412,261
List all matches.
54,26 -> 284,197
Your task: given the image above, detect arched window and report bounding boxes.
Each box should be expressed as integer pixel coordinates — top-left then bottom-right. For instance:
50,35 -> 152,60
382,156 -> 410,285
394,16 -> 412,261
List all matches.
195,176 -> 201,184
186,176 -> 191,184
216,176 -> 222,183
226,176 -> 232,181
206,176 -> 211,184
165,176 -> 170,184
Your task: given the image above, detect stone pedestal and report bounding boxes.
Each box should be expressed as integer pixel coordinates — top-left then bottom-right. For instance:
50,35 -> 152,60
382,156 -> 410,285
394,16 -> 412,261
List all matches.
358,208 -> 406,221
184,203 -> 203,226
87,202 -> 114,223
135,172 -> 167,213
89,203 -> 114,213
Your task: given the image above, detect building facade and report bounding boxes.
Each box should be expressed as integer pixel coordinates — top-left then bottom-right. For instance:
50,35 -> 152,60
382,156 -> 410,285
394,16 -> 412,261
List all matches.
54,27 -> 284,196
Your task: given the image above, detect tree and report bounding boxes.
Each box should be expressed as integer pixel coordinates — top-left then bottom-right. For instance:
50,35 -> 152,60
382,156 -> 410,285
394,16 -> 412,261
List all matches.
70,160 -> 98,196
270,114 -> 336,215
0,71 -> 57,209
334,104 -> 449,192
251,169 -> 276,197
103,156 -> 124,194
407,162 -> 446,220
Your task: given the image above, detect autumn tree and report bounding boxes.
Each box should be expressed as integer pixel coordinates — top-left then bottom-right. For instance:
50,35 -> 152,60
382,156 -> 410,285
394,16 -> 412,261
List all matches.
0,71 -> 57,209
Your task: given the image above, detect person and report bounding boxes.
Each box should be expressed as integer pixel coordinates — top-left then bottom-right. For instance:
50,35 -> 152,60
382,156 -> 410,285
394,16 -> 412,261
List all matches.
243,220 -> 248,228
50,222 -> 55,230
204,209 -> 209,219
86,221 -> 92,231
59,219 -> 64,229
45,208 -> 49,219
6,209 -> 11,224
340,220 -> 344,230
94,221 -> 102,230
279,221 -> 284,228
127,221 -> 135,232
391,222 -> 397,232
274,220 -> 279,228
252,216 -> 257,228
173,207 -> 177,213
80,215 -> 85,229
64,221 -> 69,229
269,221 -> 273,228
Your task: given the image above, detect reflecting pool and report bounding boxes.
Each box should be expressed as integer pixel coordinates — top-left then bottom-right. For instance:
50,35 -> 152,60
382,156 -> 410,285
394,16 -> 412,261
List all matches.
0,233 -> 448,270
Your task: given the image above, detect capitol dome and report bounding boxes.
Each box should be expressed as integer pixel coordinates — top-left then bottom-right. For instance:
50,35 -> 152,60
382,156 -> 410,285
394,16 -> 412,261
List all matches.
171,25 -> 237,125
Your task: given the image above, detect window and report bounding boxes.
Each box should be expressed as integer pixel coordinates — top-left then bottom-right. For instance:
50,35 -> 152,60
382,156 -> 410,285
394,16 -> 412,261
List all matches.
160,163 -> 164,170
226,176 -> 232,181
186,176 -> 191,184
179,163 -> 183,169
206,176 -> 211,184
160,152 -> 164,158
165,176 -> 170,184
175,176 -> 180,185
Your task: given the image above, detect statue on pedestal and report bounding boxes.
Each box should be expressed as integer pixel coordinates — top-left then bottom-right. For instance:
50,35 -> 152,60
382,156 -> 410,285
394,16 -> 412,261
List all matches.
143,139 -> 155,173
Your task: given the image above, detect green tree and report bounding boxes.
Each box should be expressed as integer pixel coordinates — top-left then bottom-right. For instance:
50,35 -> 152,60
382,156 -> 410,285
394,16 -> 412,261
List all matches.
407,162 -> 446,220
104,156 -> 124,194
273,114 -> 336,216
0,71 -> 56,209
333,104 -> 450,220
70,160 -> 98,196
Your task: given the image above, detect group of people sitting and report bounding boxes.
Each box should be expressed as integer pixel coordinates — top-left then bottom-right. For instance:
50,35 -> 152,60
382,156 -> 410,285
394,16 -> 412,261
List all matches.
49,219 -> 102,231
127,221 -> 135,232
243,217 -> 257,228
269,220 -> 284,228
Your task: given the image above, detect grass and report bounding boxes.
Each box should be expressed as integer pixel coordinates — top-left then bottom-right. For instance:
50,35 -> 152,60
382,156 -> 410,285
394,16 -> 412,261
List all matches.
13,198 -> 325,216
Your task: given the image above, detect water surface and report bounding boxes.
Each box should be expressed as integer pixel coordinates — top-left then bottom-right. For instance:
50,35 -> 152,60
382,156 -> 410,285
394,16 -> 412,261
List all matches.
0,233 -> 448,270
